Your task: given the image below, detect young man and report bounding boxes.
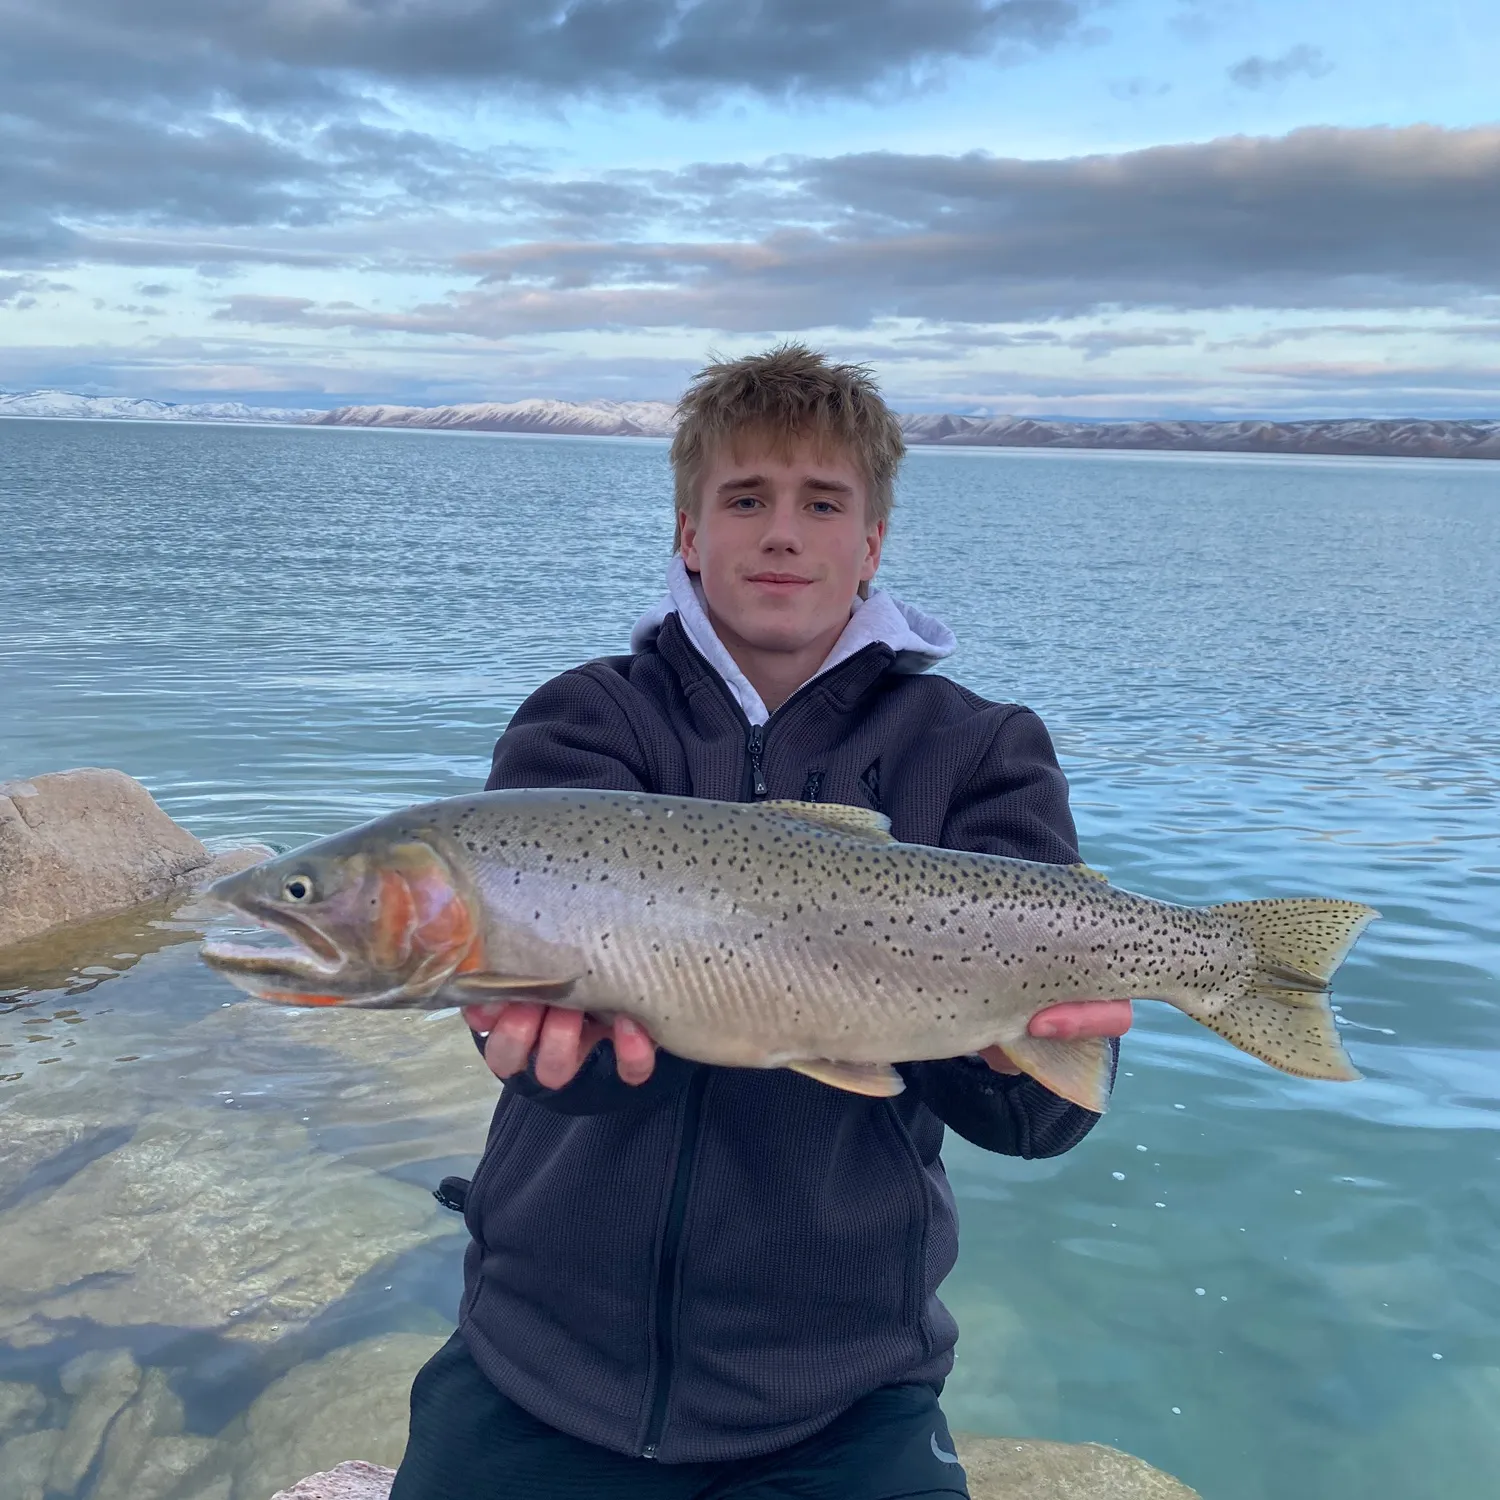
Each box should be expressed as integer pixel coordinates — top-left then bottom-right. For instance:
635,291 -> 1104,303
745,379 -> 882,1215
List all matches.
390,346 -> 1131,1500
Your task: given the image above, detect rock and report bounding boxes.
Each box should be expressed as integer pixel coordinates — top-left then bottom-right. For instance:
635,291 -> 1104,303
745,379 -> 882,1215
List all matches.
956,1434 -> 1201,1498
90,1367 -> 218,1500
231,1334 -> 443,1500
269,1461 -> 396,1500
0,1381 -> 47,1441
0,1108 -> 442,1348
47,1349 -> 142,1493
0,1427 -> 61,1500
258,1433 -> 1198,1500
0,768 -> 269,950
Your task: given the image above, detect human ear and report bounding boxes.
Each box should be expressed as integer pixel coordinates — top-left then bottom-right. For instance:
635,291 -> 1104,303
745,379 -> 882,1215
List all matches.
679,509 -> 701,571
861,518 -> 886,582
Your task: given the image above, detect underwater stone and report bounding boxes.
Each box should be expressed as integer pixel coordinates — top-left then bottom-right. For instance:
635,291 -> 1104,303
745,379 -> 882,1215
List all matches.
0,1381 -> 48,1441
0,767 -> 269,950
88,1367 -> 202,1500
47,1349 -> 141,1493
232,1334 -> 444,1500
0,1107 -> 442,1347
0,1427 -> 62,1500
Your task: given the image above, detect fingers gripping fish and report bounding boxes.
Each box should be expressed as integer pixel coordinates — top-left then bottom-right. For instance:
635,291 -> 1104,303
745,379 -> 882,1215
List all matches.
200,789 -> 1378,1113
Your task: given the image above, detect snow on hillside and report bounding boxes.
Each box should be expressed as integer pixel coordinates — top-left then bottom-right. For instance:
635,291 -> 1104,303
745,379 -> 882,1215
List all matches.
0,390 -> 323,423
317,397 -> 677,438
4,389 -> 1496,459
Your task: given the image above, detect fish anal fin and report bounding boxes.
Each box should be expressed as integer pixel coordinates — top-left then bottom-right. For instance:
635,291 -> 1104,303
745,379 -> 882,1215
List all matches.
993,1034 -> 1113,1114
761,800 -> 895,842
787,1059 -> 906,1097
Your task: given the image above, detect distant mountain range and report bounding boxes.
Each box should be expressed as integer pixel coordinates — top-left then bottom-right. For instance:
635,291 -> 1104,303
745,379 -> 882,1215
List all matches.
5,389 -> 1498,461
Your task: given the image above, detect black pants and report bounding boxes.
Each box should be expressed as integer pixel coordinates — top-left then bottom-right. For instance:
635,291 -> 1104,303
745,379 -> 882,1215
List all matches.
390,1334 -> 970,1500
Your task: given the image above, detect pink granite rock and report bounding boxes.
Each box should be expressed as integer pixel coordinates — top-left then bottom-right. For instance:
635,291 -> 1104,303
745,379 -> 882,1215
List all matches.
269,1460 -> 396,1500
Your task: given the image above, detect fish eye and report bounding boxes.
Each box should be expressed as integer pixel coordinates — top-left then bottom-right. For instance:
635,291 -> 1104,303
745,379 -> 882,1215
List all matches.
282,875 -> 314,902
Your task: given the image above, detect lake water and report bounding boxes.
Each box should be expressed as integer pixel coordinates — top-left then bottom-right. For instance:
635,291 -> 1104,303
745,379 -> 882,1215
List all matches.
1,417 -> 1497,1500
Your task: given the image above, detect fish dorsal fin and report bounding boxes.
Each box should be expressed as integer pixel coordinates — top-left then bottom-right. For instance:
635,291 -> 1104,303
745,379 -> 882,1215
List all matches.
1069,862 -> 1110,883
761,800 -> 895,843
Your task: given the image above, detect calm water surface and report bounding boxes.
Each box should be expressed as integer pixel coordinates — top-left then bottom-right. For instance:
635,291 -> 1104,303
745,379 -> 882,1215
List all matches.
1,418 -> 1497,1499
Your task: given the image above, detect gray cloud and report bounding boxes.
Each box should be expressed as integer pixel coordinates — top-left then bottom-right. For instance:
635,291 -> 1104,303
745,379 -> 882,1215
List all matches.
23,1 -> 1084,98
203,126 -> 1500,335
1228,44 -> 1333,91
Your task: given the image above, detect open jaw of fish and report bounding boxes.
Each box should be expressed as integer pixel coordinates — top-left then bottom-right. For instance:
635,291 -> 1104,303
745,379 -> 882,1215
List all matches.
199,789 -> 1380,1114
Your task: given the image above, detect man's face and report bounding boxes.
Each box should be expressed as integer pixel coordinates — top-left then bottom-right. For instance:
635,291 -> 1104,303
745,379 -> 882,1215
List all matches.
680,433 -> 884,659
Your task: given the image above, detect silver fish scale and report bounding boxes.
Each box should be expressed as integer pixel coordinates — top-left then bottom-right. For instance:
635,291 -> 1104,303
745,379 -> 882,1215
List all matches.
425,789 -> 1253,1068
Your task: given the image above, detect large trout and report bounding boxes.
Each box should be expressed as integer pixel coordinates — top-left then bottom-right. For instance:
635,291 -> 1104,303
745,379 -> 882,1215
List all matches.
200,789 -> 1378,1112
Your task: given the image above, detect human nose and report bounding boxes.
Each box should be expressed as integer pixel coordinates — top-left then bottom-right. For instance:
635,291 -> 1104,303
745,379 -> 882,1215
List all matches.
758,492 -> 804,552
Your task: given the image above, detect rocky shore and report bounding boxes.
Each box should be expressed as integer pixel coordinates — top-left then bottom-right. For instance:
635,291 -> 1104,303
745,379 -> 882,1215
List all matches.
0,769 -> 268,951
270,1436 -> 1203,1499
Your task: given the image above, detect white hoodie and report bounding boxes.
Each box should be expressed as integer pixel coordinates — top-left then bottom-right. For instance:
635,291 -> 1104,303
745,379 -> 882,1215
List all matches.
629,556 -> 958,726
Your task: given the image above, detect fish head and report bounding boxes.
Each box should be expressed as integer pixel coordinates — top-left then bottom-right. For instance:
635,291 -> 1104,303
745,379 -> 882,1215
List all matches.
199,828 -> 480,1007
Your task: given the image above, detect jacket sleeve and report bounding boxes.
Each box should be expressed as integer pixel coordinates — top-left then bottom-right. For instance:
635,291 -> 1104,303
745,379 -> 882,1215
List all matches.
910,705 -> 1119,1158
477,667 -> 695,1114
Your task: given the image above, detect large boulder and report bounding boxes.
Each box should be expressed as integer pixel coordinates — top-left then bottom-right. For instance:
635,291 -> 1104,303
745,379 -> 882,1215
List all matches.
0,768 -> 268,950
264,1433 -> 1201,1499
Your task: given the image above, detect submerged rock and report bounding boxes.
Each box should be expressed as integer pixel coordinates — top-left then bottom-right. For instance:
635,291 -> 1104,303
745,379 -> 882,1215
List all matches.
0,768 -> 268,950
0,1427 -> 62,1500
0,1107 -> 445,1348
47,1349 -> 142,1493
230,1334 -> 444,1500
0,1380 -> 48,1441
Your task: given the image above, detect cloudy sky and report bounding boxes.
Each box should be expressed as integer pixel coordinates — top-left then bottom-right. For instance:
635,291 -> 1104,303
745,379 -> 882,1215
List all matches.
2,0 -> 1498,417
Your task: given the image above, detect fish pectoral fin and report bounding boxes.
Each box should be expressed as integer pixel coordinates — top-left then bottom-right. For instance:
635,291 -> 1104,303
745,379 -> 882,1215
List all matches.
786,1059 -> 906,1097
760,800 -> 895,843
442,972 -> 580,1002
992,1034 -> 1113,1114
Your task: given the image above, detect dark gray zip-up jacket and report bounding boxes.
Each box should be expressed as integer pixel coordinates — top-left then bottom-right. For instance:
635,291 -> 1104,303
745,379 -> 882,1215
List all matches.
458,612 -> 1115,1463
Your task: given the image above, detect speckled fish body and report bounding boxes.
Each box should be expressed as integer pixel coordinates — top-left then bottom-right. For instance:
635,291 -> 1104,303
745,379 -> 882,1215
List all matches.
200,788 -> 1378,1110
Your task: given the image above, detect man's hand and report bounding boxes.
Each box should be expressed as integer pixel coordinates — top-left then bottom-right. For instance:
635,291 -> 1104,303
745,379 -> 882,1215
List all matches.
465,996 -> 1131,1091
980,999 -> 1133,1076
464,1002 -> 657,1088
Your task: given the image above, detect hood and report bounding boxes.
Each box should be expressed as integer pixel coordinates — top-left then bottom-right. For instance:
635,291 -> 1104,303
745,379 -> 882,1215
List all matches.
629,556 -> 957,727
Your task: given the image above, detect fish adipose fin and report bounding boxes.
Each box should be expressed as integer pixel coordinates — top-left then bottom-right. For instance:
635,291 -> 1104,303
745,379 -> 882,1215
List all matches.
1187,898 -> 1379,1081
992,1034 -> 1113,1114
761,801 -> 895,843
1069,862 -> 1110,883
787,1059 -> 906,1096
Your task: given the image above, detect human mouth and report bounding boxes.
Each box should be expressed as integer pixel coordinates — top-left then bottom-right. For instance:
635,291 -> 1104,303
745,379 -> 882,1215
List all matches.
745,573 -> 813,592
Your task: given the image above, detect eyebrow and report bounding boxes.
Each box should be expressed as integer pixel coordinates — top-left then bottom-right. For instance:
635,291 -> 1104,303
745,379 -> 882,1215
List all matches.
715,474 -> 855,495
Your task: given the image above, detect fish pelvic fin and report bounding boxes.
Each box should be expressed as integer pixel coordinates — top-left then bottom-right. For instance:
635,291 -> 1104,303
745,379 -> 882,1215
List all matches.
760,800 -> 895,843
787,1059 -> 906,1097
992,1034 -> 1113,1114
1185,898 -> 1379,1081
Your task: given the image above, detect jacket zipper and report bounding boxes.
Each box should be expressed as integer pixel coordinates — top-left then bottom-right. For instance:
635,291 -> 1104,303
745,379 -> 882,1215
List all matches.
745,723 -> 769,799
639,637 -> 881,1457
640,1067 -> 710,1458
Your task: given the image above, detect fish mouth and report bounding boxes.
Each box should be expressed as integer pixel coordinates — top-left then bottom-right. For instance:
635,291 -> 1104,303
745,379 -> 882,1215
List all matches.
200,899 -> 347,985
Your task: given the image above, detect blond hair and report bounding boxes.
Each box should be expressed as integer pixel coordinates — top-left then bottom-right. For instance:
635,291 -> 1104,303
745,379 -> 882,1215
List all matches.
668,343 -> 904,552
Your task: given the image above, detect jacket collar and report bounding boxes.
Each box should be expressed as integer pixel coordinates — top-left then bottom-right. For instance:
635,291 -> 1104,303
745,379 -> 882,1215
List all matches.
630,557 -> 956,727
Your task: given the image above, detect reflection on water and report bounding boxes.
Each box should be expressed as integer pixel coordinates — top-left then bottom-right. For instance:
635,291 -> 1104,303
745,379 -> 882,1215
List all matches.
0,420 -> 1497,1498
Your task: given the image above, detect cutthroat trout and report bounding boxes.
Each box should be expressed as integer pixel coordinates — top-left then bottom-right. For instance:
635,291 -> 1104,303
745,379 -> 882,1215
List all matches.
200,789 -> 1378,1112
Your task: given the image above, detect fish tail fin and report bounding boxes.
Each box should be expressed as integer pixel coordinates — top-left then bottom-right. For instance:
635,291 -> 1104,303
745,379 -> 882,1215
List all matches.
1180,898 -> 1379,1081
